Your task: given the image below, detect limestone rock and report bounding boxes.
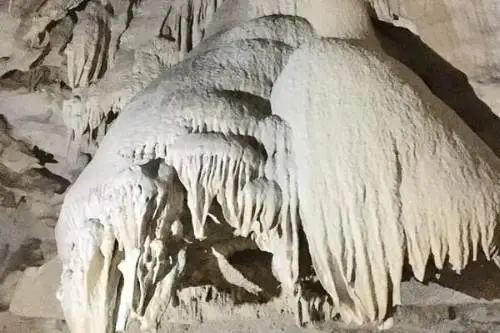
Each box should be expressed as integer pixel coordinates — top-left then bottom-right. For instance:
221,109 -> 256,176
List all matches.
0,270 -> 23,311
0,312 -> 67,333
65,0 -> 111,89
9,258 -> 64,319
0,86 -> 73,179
400,279 -> 490,306
0,0 -> 83,77
0,116 -> 69,281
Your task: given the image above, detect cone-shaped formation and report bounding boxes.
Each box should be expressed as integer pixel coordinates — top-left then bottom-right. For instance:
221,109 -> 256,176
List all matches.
271,38 -> 500,324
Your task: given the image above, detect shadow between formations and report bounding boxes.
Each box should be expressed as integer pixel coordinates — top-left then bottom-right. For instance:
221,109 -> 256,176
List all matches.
372,19 -> 500,157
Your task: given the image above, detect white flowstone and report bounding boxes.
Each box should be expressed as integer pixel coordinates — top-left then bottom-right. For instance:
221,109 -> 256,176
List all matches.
55,13 -> 315,333
271,37 -> 500,324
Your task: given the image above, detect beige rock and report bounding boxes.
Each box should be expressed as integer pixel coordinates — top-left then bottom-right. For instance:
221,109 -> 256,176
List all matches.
9,258 -> 64,319
0,311 -> 67,333
65,1 -> 111,89
0,270 -> 23,310
0,116 -> 69,280
400,279 -> 489,306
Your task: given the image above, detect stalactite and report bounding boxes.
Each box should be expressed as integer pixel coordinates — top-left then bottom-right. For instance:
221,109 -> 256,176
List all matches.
163,0 -> 225,58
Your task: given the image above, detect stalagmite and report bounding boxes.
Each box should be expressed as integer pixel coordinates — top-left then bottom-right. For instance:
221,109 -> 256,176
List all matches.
211,247 -> 263,295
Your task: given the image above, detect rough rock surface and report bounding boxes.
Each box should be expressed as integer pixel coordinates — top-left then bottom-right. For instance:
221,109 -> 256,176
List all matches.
0,0 -> 499,333
0,114 -> 68,282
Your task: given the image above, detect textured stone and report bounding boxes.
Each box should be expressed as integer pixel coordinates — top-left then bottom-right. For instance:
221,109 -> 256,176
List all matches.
9,258 -> 64,319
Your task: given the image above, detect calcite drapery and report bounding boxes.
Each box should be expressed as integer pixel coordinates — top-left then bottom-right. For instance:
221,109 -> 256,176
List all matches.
56,14 -> 314,333
272,37 -> 500,324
